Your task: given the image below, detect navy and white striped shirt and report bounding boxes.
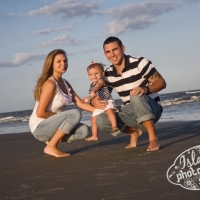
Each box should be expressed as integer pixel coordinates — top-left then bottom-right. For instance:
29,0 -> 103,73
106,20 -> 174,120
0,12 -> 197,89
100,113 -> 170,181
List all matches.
105,55 -> 161,105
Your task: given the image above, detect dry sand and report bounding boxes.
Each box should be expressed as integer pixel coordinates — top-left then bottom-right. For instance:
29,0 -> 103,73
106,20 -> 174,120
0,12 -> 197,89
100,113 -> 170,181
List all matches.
0,120 -> 200,200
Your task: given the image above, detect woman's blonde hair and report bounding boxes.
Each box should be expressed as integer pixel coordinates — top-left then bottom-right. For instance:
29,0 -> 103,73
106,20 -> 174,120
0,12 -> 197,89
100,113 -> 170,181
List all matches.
33,49 -> 67,101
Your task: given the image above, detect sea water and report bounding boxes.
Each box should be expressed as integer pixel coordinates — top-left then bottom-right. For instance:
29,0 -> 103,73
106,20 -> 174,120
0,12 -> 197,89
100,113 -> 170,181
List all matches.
0,89 -> 200,134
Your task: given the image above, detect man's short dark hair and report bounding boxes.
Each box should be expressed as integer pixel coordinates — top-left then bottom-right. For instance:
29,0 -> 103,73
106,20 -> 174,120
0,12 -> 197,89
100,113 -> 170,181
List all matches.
103,37 -> 123,49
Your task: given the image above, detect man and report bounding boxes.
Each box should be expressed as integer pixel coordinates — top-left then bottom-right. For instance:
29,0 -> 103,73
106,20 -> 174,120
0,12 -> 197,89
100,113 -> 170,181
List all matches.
92,36 -> 166,151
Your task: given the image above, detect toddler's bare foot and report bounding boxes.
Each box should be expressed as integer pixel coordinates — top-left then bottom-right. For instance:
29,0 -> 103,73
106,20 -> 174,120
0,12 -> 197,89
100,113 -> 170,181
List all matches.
85,136 -> 98,141
44,146 -> 70,158
125,128 -> 142,149
147,140 -> 160,152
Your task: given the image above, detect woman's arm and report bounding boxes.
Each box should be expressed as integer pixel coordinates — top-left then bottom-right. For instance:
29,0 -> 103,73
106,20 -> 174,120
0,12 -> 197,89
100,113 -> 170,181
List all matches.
36,79 -> 57,118
67,81 -> 95,112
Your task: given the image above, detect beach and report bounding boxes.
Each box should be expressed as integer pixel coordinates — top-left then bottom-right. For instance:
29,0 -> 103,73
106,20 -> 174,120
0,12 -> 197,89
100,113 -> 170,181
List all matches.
1,120 -> 200,200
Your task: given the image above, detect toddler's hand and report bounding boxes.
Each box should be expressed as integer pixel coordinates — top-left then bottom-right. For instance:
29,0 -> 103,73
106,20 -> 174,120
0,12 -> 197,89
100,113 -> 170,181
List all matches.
82,97 -> 88,103
82,97 -> 90,103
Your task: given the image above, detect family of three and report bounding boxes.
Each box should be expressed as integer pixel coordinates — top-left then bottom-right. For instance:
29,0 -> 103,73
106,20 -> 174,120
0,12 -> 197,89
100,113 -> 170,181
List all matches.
29,36 -> 166,158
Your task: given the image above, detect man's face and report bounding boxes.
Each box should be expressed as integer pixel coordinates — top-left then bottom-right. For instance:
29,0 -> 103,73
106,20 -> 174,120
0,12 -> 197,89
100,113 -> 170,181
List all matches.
104,41 -> 125,66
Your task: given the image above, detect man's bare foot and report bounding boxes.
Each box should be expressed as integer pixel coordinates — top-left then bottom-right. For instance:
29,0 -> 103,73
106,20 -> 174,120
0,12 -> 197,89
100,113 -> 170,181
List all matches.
59,138 -> 67,142
85,136 -> 98,141
147,140 -> 160,152
125,128 -> 142,149
44,146 -> 70,158
112,127 -> 119,132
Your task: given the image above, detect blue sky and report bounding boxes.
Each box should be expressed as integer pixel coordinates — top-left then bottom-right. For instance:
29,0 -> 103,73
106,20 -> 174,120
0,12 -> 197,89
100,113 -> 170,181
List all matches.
0,0 -> 200,113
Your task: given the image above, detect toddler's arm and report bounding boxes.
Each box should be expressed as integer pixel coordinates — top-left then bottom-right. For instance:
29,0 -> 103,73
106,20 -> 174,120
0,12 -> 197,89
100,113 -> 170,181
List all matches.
83,78 -> 105,103
90,78 -> 105,97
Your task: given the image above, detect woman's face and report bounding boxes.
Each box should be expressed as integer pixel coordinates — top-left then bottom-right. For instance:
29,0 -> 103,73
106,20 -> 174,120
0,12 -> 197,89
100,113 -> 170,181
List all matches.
53,54 -> 68,74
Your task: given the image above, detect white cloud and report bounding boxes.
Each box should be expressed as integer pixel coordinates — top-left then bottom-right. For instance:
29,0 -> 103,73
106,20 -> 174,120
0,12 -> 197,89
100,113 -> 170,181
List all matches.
186,0 -> 200,3
7,13 -> 16,17
36,34 -> 86,47
34,26 -> 73,35
27,0 -> 102,19
0,53 -> 45,67
105,1 -> 180,34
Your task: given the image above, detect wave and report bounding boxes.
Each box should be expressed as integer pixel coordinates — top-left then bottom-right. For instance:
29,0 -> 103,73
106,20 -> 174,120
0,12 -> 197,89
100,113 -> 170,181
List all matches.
0,116 -> 29,124
162,95 -> 200,107
186,90 -> 200,94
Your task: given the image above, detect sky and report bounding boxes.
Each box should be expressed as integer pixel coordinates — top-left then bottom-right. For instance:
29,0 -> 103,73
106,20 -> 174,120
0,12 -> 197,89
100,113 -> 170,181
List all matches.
0,0 -> 200,113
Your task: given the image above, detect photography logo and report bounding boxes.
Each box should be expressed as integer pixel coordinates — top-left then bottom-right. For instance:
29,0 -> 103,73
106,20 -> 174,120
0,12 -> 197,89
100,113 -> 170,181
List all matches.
166,145 -> 200,190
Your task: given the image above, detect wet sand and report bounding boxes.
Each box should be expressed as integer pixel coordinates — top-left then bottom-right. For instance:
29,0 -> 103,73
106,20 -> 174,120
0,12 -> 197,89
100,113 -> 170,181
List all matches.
0,120 -> 200,200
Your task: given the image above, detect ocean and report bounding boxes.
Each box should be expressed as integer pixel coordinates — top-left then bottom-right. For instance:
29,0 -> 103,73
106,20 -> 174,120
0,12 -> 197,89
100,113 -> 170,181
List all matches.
0,89 -> 200,135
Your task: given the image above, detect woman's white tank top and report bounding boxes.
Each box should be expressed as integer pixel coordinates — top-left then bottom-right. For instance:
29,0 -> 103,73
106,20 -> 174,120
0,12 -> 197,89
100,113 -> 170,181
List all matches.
29,77 -> 72,133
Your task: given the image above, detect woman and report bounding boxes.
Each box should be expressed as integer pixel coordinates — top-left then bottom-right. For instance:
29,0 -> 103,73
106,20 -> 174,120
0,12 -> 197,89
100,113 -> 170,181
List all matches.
29,49 -> 94,158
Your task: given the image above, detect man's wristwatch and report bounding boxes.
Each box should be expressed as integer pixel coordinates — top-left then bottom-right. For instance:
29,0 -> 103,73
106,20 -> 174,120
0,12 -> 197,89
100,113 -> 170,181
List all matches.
145,86 -> 150,95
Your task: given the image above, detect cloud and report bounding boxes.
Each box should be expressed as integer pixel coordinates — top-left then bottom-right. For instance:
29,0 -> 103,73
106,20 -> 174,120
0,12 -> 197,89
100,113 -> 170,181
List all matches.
7,13 -> 16,17
105,1 -> 180,34
36,34 -> 86,47
0,53 -> 45,67
34,19 -> 82,35
27,0 -> 102,19
34,26 -> 73,35
186,0 -> 200,3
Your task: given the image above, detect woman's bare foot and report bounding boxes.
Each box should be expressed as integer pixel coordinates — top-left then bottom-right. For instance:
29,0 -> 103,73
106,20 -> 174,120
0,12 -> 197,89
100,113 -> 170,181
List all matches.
44,146 -> 70,158
147,140 -> 160,152
46,139 -> 66,145
125,128 -> 142,149
85,136 -> 98,141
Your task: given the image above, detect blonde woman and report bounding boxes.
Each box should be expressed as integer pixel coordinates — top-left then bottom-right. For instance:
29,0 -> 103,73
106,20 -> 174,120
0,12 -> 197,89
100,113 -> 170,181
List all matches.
29,49 -> 94,158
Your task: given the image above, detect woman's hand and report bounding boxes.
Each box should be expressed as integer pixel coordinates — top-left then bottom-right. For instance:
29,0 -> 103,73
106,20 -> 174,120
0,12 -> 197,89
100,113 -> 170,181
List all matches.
66,80 -> 95,113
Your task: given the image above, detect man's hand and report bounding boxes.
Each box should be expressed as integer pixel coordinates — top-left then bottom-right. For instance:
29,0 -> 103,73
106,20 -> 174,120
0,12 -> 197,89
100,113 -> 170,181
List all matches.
130,71 -> 166,97
130,87 -> 148,97
91,96 -> 106,110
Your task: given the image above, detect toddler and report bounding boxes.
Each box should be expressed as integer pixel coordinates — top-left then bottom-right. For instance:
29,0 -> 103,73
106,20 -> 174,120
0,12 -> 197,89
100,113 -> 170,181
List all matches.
83,62 -> 120,141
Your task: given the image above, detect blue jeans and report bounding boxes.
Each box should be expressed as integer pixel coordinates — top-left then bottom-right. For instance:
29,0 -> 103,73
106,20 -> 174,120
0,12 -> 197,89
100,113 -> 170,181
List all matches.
96,94 -> 163,134
32,109 -> 89,142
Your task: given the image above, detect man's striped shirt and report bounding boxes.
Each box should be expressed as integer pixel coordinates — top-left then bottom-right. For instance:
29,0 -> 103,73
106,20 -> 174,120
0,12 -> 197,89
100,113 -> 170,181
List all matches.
105,55 -> 161,105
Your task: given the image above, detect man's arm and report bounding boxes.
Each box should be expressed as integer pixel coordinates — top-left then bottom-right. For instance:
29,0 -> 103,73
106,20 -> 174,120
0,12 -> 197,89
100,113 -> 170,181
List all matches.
147,71 -> 166,93
90,96 -> 107,110
130,70 -> 166,96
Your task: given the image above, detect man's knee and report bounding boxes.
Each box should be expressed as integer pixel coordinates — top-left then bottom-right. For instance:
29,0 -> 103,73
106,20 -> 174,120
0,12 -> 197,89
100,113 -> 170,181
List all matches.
130,94 -> 146,104
79,124 -> 89,139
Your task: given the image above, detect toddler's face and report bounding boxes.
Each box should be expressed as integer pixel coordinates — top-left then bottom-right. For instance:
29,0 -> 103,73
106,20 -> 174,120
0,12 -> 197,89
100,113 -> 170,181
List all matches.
88,66 -> 104,82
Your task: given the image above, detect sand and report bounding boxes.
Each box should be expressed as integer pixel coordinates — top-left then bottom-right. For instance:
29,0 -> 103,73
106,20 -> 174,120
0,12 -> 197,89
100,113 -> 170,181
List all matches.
0,120 -> 200,200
